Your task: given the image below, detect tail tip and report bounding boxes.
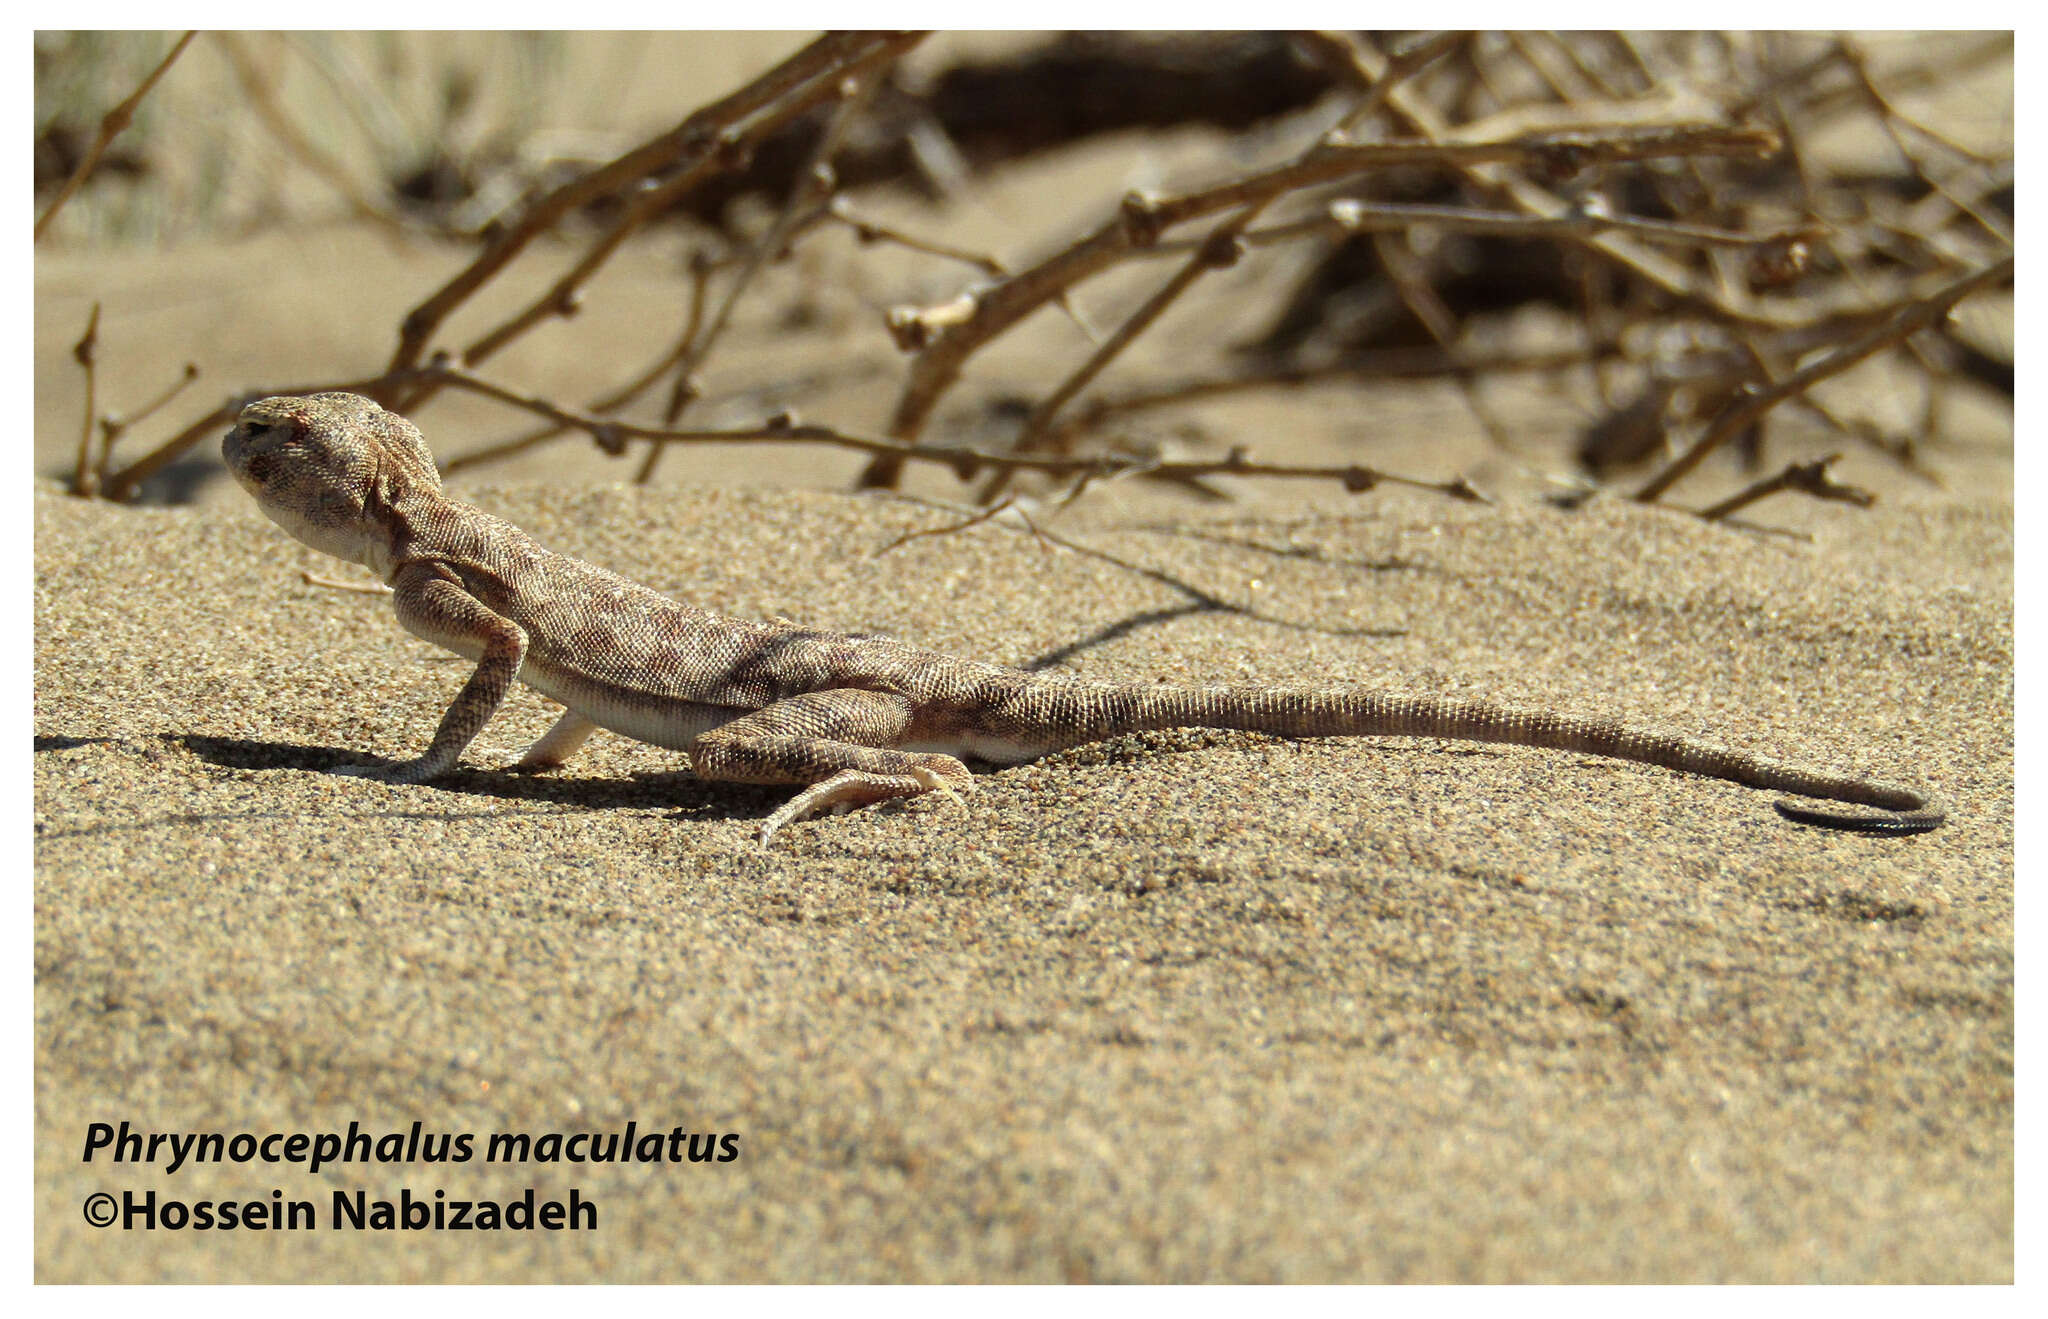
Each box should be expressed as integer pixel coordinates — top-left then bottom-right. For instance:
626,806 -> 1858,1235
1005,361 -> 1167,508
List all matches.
1773,798 -> 1945,836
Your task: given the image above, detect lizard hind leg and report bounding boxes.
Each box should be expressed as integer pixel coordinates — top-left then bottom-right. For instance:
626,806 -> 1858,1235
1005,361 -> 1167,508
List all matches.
685,687 -> 976,847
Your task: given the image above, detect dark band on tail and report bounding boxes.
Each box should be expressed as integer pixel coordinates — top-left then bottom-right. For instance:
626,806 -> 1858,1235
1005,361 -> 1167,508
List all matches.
1772,800 -> 1945,836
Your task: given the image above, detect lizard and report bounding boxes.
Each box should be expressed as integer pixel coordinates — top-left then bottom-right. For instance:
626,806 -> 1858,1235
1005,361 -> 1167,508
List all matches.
221,391 -> 1944,848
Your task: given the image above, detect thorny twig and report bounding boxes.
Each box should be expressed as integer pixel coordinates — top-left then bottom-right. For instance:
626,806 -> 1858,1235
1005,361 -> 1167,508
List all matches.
823,196 -> 1007,277
1836,37 -> 2013,248
873,497 -> 1053,556
68,306 -> 201,498
112,361 -> 1489,507
96,363 -> 200,493
425,365 -> 1487,502
384,32 -> 920,375
1336,34 -> 1806,330
970,208 -> 1271,505
442,250 -> 728,476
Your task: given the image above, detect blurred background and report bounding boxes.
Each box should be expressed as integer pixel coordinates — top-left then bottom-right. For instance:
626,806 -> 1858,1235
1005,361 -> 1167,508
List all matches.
34,31 -> 2012,523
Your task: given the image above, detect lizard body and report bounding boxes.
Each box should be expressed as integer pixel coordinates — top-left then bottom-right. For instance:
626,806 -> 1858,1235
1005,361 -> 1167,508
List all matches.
222,393 -> 1943,846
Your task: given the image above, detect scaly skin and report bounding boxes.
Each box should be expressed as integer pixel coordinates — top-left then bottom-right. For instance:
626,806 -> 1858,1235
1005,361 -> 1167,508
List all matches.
222,392 -> 1944,847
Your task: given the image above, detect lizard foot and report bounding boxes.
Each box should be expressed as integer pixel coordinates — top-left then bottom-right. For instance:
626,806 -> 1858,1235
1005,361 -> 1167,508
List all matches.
757,766 -> 972,849
466,744 -> 566,774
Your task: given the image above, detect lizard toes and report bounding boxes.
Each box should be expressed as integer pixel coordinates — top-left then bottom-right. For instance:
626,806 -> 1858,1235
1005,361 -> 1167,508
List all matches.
756,770 -> 936,848
757,795 -> 824,850
473,743 -> 560,773
756,812 -> 801,851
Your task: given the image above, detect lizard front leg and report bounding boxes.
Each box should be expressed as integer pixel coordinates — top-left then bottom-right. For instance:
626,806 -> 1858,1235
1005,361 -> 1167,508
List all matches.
689,689 -> 975,848
338,562 -> 528,783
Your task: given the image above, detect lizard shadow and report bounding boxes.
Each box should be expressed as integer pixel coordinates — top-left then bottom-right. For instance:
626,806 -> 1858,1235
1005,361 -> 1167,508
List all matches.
173,733 -> 1535,836
36,735 -> 122,752
176,734 -> 777,823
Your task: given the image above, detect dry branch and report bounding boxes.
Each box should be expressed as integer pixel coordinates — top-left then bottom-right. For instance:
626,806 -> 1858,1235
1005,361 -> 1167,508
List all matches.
95,362 -> 200,494
873,497 -> 1049,557
824,197 -> 1007,277
1634,256 -> 2012,503
395,32 -> 925,398
636,70 -> 884,481
1339,36 -> 1799,329
442,251 -> 727,476
386,31 -> 925,377
1696,454 -> 1872,521
76,31 -> 2008,535
1197,197 -> 1821,253
973,28 -> 1470,504
211,32 -> 405,233
112,361 -> 1486,509
856,109 -> 1776,489
417,365 -> 1484,502
68,305 -> 101,497
35,31 -> 195,241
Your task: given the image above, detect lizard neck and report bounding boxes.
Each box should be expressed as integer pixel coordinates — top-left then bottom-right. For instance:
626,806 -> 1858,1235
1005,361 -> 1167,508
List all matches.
362,484 -> 479,585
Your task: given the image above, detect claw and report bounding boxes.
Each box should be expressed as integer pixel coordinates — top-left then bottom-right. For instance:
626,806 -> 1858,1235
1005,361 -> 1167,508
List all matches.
910,764 -> 968,808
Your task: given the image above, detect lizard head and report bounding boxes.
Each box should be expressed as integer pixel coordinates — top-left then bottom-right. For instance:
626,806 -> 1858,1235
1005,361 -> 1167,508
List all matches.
223,392 -> 442,571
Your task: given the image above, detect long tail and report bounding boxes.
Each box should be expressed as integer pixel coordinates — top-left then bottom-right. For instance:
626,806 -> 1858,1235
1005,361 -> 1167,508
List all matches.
995,683 -> 1942,834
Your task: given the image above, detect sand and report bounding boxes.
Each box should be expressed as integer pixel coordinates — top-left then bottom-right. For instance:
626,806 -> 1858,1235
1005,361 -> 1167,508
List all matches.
33,32 -> 2011,1282
33,466 -> 2012,1281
